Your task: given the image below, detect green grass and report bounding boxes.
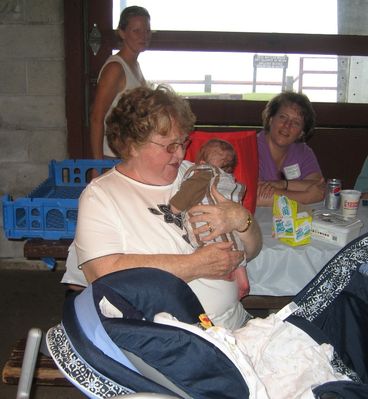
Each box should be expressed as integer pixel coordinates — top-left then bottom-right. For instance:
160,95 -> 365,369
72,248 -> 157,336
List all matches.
179,92 -> 275,101
243,92 -> 275,101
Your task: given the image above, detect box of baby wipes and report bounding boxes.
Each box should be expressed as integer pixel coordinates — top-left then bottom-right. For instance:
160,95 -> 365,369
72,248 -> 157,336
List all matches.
272,195 -> 312,246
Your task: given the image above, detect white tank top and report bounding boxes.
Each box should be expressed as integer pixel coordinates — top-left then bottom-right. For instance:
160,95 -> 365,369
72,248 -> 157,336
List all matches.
98,54 -> 146,157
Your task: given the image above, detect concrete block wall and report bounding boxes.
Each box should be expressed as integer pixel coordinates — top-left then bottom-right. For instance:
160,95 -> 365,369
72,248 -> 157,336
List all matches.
0,0 -> 67,264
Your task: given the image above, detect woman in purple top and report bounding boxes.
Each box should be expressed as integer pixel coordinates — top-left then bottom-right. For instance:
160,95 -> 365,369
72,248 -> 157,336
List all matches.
257,91 -> 325,207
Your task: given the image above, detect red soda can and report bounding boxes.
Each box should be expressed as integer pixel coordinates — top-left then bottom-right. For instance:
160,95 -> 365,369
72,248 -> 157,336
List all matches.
325,178 -> 341,210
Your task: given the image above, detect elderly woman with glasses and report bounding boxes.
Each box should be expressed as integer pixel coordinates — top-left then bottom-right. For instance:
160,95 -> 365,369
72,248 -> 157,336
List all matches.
64,85 -> 262,330
257,91 -> 325,207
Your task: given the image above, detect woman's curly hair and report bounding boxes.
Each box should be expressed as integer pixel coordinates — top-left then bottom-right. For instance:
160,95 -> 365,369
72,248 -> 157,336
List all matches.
262,91 -> 316,142
106,85 -> 196,159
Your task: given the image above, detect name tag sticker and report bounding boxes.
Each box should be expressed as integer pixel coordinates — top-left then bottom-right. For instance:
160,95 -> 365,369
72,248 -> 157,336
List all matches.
283,164 -> 301,180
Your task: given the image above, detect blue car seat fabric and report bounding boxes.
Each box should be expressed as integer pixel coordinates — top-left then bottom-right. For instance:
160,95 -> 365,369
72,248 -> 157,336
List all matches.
53,268 -> 250,399
90,267 -> 205,324
313,380 -> 368,399
291,232 -> 368,384
88,269 -> 250,398
61,290 -> 180,397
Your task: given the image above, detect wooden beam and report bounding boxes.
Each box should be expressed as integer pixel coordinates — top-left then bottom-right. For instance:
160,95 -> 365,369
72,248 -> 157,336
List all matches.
24,239 -> 72,260
106,31 -> 368,57
242,295 -> 292,310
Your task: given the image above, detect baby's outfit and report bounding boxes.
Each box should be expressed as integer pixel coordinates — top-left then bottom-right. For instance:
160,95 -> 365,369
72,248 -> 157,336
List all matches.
170,164 -> 247,267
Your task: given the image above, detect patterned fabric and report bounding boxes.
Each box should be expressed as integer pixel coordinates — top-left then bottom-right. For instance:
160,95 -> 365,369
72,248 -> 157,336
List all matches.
329,352 -> 360,383
292,233 -> 368,383
47,325 -> 134,398
293,234 -> 368,321
177,164 -> 246,267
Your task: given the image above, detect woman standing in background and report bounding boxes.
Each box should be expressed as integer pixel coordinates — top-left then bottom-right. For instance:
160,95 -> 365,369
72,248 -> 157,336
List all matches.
90,6 -> 151,159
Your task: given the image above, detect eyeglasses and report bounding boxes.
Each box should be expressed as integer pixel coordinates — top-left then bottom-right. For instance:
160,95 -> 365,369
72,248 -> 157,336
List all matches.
276,113 -> 303,130
148,137 -> 191,154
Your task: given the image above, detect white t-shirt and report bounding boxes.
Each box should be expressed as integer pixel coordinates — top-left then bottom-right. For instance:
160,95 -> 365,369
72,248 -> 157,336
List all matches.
62,161 -> 246,330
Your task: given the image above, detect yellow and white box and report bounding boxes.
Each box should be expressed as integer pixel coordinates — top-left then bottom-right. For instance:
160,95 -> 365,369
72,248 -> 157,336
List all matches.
272,195 -> 312,246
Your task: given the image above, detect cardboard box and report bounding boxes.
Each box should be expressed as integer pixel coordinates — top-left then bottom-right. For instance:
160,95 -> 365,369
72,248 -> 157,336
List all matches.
273,195 -> 312,246
311,210 -> 363,247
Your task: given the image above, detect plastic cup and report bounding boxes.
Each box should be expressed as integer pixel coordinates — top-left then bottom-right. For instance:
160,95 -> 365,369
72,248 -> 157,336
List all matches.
340,189 -> 361,218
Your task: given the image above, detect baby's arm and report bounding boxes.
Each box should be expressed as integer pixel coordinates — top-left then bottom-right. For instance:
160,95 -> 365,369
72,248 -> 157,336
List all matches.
170,169 -> 212,212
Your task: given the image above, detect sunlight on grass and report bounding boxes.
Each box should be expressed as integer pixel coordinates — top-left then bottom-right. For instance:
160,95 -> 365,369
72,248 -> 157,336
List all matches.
179,92 -> 275,101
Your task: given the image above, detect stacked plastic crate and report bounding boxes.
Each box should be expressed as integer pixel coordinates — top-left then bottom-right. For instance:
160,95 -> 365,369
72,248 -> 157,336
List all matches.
2,159 -> 119,240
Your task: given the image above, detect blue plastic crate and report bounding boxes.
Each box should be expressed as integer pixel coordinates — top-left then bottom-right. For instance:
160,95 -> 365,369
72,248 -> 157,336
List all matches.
2,159 -> 120,240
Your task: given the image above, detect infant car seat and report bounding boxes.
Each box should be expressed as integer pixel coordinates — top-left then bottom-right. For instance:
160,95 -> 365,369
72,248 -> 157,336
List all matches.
47,268 -> 250,399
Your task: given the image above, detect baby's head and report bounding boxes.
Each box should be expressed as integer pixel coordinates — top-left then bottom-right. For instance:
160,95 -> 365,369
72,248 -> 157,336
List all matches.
195,139 -> 237,173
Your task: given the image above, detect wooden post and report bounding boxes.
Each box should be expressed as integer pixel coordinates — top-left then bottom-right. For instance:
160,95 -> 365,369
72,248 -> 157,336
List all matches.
204,74 -> 212,93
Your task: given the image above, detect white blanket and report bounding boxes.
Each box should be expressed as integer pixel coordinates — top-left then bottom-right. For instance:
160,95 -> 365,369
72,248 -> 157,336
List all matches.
154,312 -> 350,399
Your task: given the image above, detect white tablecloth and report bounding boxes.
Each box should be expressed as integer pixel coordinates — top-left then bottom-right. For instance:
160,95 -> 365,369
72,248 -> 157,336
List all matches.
248,202 -> 368,296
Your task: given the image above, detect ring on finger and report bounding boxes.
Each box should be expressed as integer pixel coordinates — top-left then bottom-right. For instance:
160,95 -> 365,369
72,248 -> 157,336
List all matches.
208,223 -> 214,233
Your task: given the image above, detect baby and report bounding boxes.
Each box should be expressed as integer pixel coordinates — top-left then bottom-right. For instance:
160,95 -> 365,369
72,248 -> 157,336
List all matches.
170,138 -> 249,299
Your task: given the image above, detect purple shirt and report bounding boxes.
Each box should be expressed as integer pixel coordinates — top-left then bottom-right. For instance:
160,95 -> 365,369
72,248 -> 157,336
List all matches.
257,130 -> 321,181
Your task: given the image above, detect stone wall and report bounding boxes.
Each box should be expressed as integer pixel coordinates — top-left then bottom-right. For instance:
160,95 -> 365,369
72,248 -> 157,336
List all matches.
0,0 -> 67,263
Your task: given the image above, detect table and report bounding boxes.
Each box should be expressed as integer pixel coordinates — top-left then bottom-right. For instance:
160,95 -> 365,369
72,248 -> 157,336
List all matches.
248,201 -> 368,296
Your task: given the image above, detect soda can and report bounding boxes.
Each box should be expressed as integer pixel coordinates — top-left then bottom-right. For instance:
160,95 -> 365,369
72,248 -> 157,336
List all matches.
325,178 -> 341,210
